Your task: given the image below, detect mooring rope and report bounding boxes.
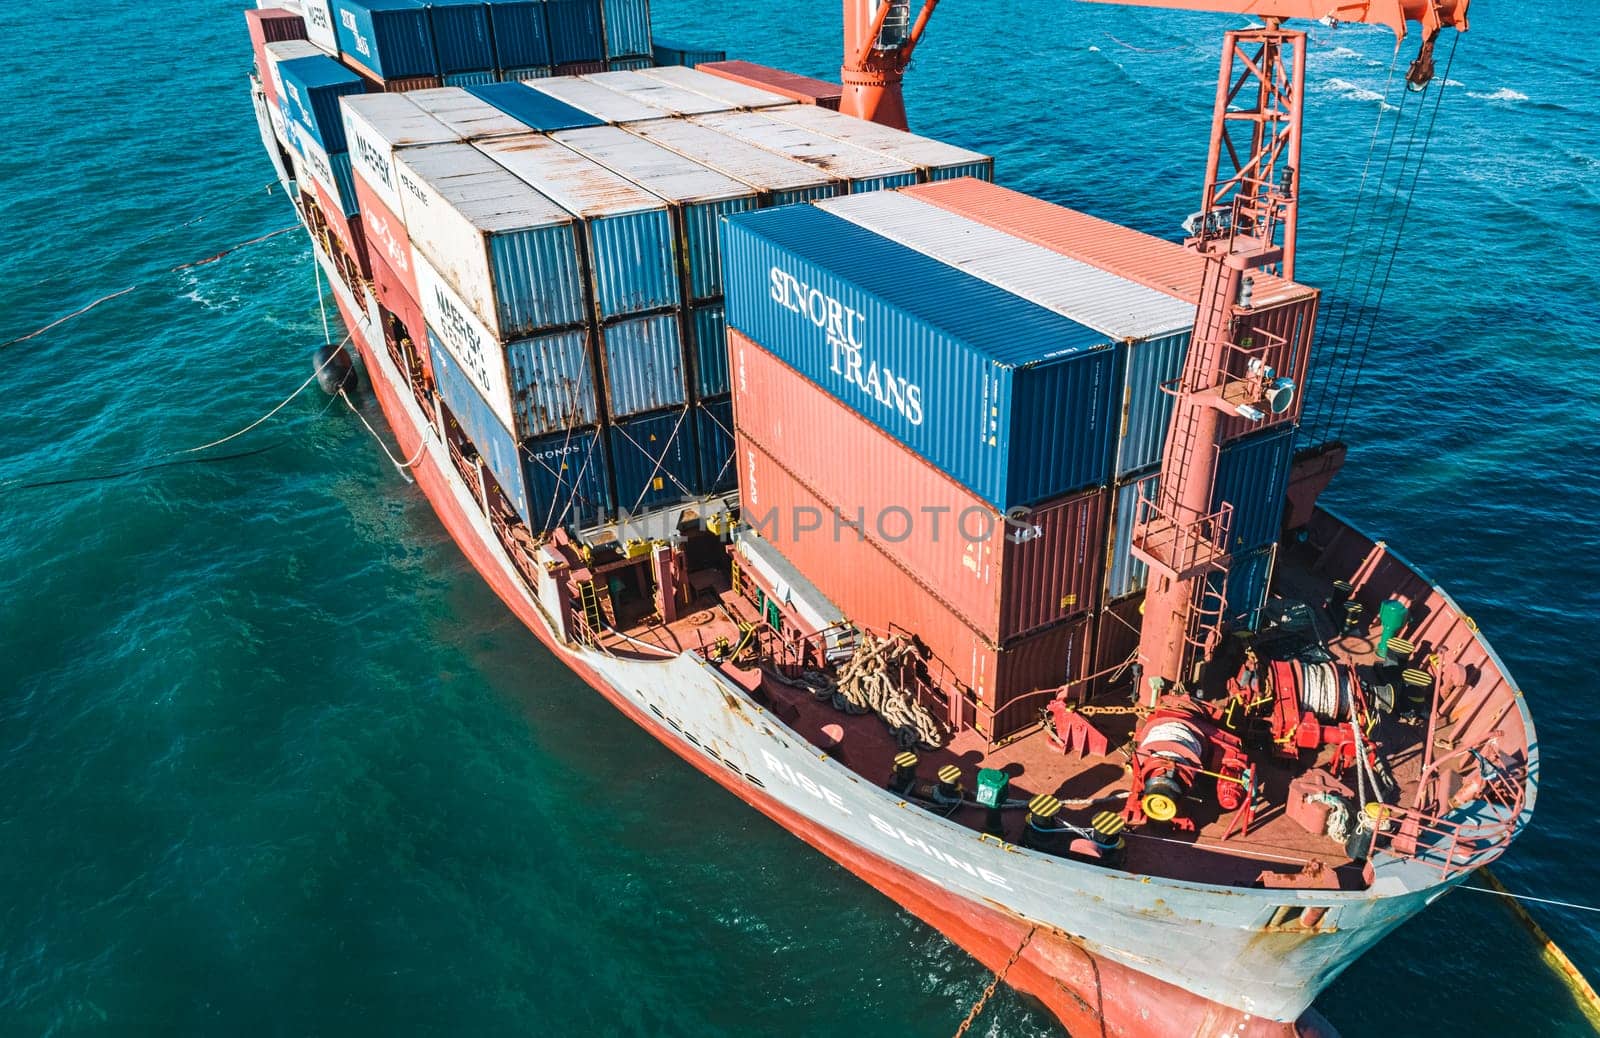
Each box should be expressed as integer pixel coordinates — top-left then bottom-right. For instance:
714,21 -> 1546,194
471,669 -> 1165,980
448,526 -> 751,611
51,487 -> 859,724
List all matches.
338,388 -> 428,483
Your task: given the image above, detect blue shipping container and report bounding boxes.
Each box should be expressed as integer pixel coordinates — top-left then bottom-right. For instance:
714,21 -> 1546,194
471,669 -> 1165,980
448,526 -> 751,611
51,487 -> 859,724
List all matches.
1212,424 -> 1295,553
690,302 -> 727,397
587,208 -> 679,318
723,205 -> 1116,512
467,81 -> 604,131
1207,544 -> 1276,631
600,0 -> 650,58
525,426 -> 613,530
601,312 -> 686,417
276,56 -> 366,153
429,329 -> 533,523
1105,477 -> 1148,601
505,327 -> 598,438
544,0 -> 604,64
486,0 -> 552,68
609,408 -> 697,514
683,196 -> 756,303
328,152 -> 361,216
429,0 -> 496,73
693,395 -> 735,495
1112,329 -> 1190,479
333,0 -> 438,79
651,39 -> 724,67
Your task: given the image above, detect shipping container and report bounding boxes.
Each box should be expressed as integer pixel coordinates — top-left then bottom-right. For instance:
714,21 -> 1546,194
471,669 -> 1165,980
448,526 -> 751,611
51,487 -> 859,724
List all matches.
723,205 -> 1116,512
300,0 -> 341,54
626,117 -> 841,205
692,110 -> 917,193
352,171 -> 419,299
429,0 -> 495,74
1104,476 -> 1150,601
342,92 -> 457,222
732,333 -> 1105,643
395,142 -> 586,341
521,75 -> 656,123
1211,424 -> 1295,553
332,0 -> 438,80
693,395 -> 735,494
902,177 -> 1320,443
599,312 -> 686,417
555,59 -> 608,75
506,327 -> 600,436
263,40 -> 327,115
485,0 -> 551,69
1089,592 -> 1143,697
649,40 -> 724,68
406,85 -> 538,139
247,9 -> 310,105
289,117 -> 362,225
428,327 -> 533,522
478,133 -> 680,318
599,0 -> 650,58
524,426 -> 614,530
817,190 -> 1194,480
689,302 -> 726,396
544,0 -> 604,64
638,64 -> 791,109
551,125 -> 758,301
1207,543 -> 1276,631
583,69 -> 731,116
416,248 -> 537,433
466,80 -> 604,130
445,70 -> 499,87
502,65 -> 554,82
610,408 -> 697,514
369,242 -> 427,353
735,434 -> 1090,734
769,106 -> 992,183
696,60 -> 842,109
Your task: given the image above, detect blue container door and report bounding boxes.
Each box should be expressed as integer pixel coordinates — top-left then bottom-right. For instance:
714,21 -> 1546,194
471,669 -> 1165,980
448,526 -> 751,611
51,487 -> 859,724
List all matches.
600,0 -> 650,58
485,220 -> 588,339
1207,544 -> 1276,632
609,409 -> 697,515
587,210 -> 679,318
601,313 -> 686,418
693,396 -> 736,495
524,427 -> 613,531
690,303 -> 727,397
428,330 -> 532,523
505,328 -> 598,438
544,0 -> 603,64
1105,474 -> 1154,601
684,197 -> 756,303
333,0 -> 439,79
486,0 -> 551,68
1212,424 -> 1295,553
430,0 -> 496,73
1113,330 -> 1189,479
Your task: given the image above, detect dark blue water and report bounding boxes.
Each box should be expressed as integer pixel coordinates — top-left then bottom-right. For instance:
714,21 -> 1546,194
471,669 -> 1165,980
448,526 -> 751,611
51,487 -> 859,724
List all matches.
3,1 -> 1595,1034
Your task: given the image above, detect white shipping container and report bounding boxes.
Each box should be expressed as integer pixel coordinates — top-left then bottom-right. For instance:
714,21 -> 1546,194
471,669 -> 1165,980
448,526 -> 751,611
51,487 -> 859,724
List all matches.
264,40 -> 323,106
581,69 -> 733,116
342,93 -> 459,221
690,110 -> 918,190
626,117 -> 840,201
550,125 -> 751,206
300,0 -> 339,55
415,250 -> 518,435
524,77 -> 662,124
394,142 -> 583,341
766,104 -> 993,181
290,119 -> 344,206
637,65 -> 793,110
406,87 -> 534,141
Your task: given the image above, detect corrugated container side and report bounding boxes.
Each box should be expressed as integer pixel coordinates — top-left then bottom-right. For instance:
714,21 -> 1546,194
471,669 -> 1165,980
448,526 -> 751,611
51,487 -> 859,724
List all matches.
599,0 -> 650,58
1105,476 -> 1150,601
983,617 -> 1091,741
649,40 -> 726,68
466,81 -> 604,130
1211,424 -> 1295,553
690,302 -> 727,396
369,240 -> 427,353
722,206 -> 1114,512
415,250 -> 517,431
544,0 -> 604,64
428,327 -> 532,522
486,0 -> 551,68
696,60 -> 842,109
733,334 -> 1104,643
301,0 -> 341,54
333,0 -> 439,79
429,0 -> 495,73
502,65 -> 554,81
524,426 -> 613,530
445,70 -> 499,86
693,395 -> 735,494
248,10 -> 310,101
505,328 -> 598,437
1207,543 -> 1276,631
1113,330 -> 1188,478
351,172 -> 418,300
681,197 -> 753,301
610,409 -> 697,514
1089,592 -> 1143,697
555,59 -> 607,75
601,313 -> 686,417
276,55 -> 365,153
264,39 -> 324,107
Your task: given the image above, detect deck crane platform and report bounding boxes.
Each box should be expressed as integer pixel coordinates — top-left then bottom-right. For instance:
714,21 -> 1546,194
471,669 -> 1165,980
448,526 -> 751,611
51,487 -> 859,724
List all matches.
841,0 -> 1469,702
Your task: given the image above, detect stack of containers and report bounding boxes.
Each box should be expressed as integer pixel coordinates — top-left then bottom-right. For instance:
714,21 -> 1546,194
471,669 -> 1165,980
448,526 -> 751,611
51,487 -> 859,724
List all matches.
599,0 -> 652,70
723,205 -> 1118,740
429,0 -> 498,86
477,131 -> 697,515
485,0 -> 554,81
549,124 -> 761,495
277,54 -> 371,270
262,39 -> 324,152
691,110 -> 920,193
544,0 -> 606,74
900,178 -> 1318,664
246,9 -> 309,108
332,0 -> 444,90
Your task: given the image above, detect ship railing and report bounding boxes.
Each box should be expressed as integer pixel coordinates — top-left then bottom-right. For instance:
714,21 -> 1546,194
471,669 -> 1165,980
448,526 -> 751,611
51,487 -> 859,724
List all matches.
1371,737 -> 1527,880
1129,485 -> 1234,582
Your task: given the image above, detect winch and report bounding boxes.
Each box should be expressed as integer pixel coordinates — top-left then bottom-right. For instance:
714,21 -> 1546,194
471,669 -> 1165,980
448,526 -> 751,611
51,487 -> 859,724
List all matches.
1124,696 -> 1250,830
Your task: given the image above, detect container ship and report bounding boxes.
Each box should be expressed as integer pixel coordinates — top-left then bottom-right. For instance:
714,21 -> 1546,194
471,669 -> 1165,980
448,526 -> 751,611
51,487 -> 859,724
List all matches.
242,0 -> 1535,1033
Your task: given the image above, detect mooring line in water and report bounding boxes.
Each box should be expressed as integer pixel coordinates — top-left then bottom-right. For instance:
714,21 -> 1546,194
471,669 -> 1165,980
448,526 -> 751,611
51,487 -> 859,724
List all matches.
0,341 -> 348,494
1,222 -> 300,352
337,388 -> 427,484
952,925 -> 1037,1038
1473,868 -> 1600,1031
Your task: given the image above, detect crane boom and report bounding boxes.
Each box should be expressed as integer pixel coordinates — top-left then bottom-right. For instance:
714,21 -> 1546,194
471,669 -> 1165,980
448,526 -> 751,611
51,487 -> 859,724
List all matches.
1079,0 -> 1467,41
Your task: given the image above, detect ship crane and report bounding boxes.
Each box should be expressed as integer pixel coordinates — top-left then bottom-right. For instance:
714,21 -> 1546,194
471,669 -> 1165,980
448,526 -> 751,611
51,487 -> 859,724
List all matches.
843,0 -> 1468,701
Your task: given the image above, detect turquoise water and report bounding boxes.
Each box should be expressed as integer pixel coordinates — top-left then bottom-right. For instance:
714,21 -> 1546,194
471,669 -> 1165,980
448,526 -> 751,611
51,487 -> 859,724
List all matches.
3,0 -> 1596,1034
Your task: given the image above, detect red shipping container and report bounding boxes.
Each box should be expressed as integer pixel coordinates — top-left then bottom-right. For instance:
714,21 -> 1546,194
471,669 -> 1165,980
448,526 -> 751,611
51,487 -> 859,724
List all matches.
697,61 -> 843,110
246,9 -> 309,106
901,178 -> 1319,441
352,172 -> 419,304
737,432 -> 1091,740
731,331 -> 1104,643
369,244 -> 428,374
1089,593 -> 1145,697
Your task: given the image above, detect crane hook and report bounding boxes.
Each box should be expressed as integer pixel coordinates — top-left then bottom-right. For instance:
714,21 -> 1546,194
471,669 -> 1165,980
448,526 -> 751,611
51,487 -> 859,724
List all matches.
1405,29 -> 1442,91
